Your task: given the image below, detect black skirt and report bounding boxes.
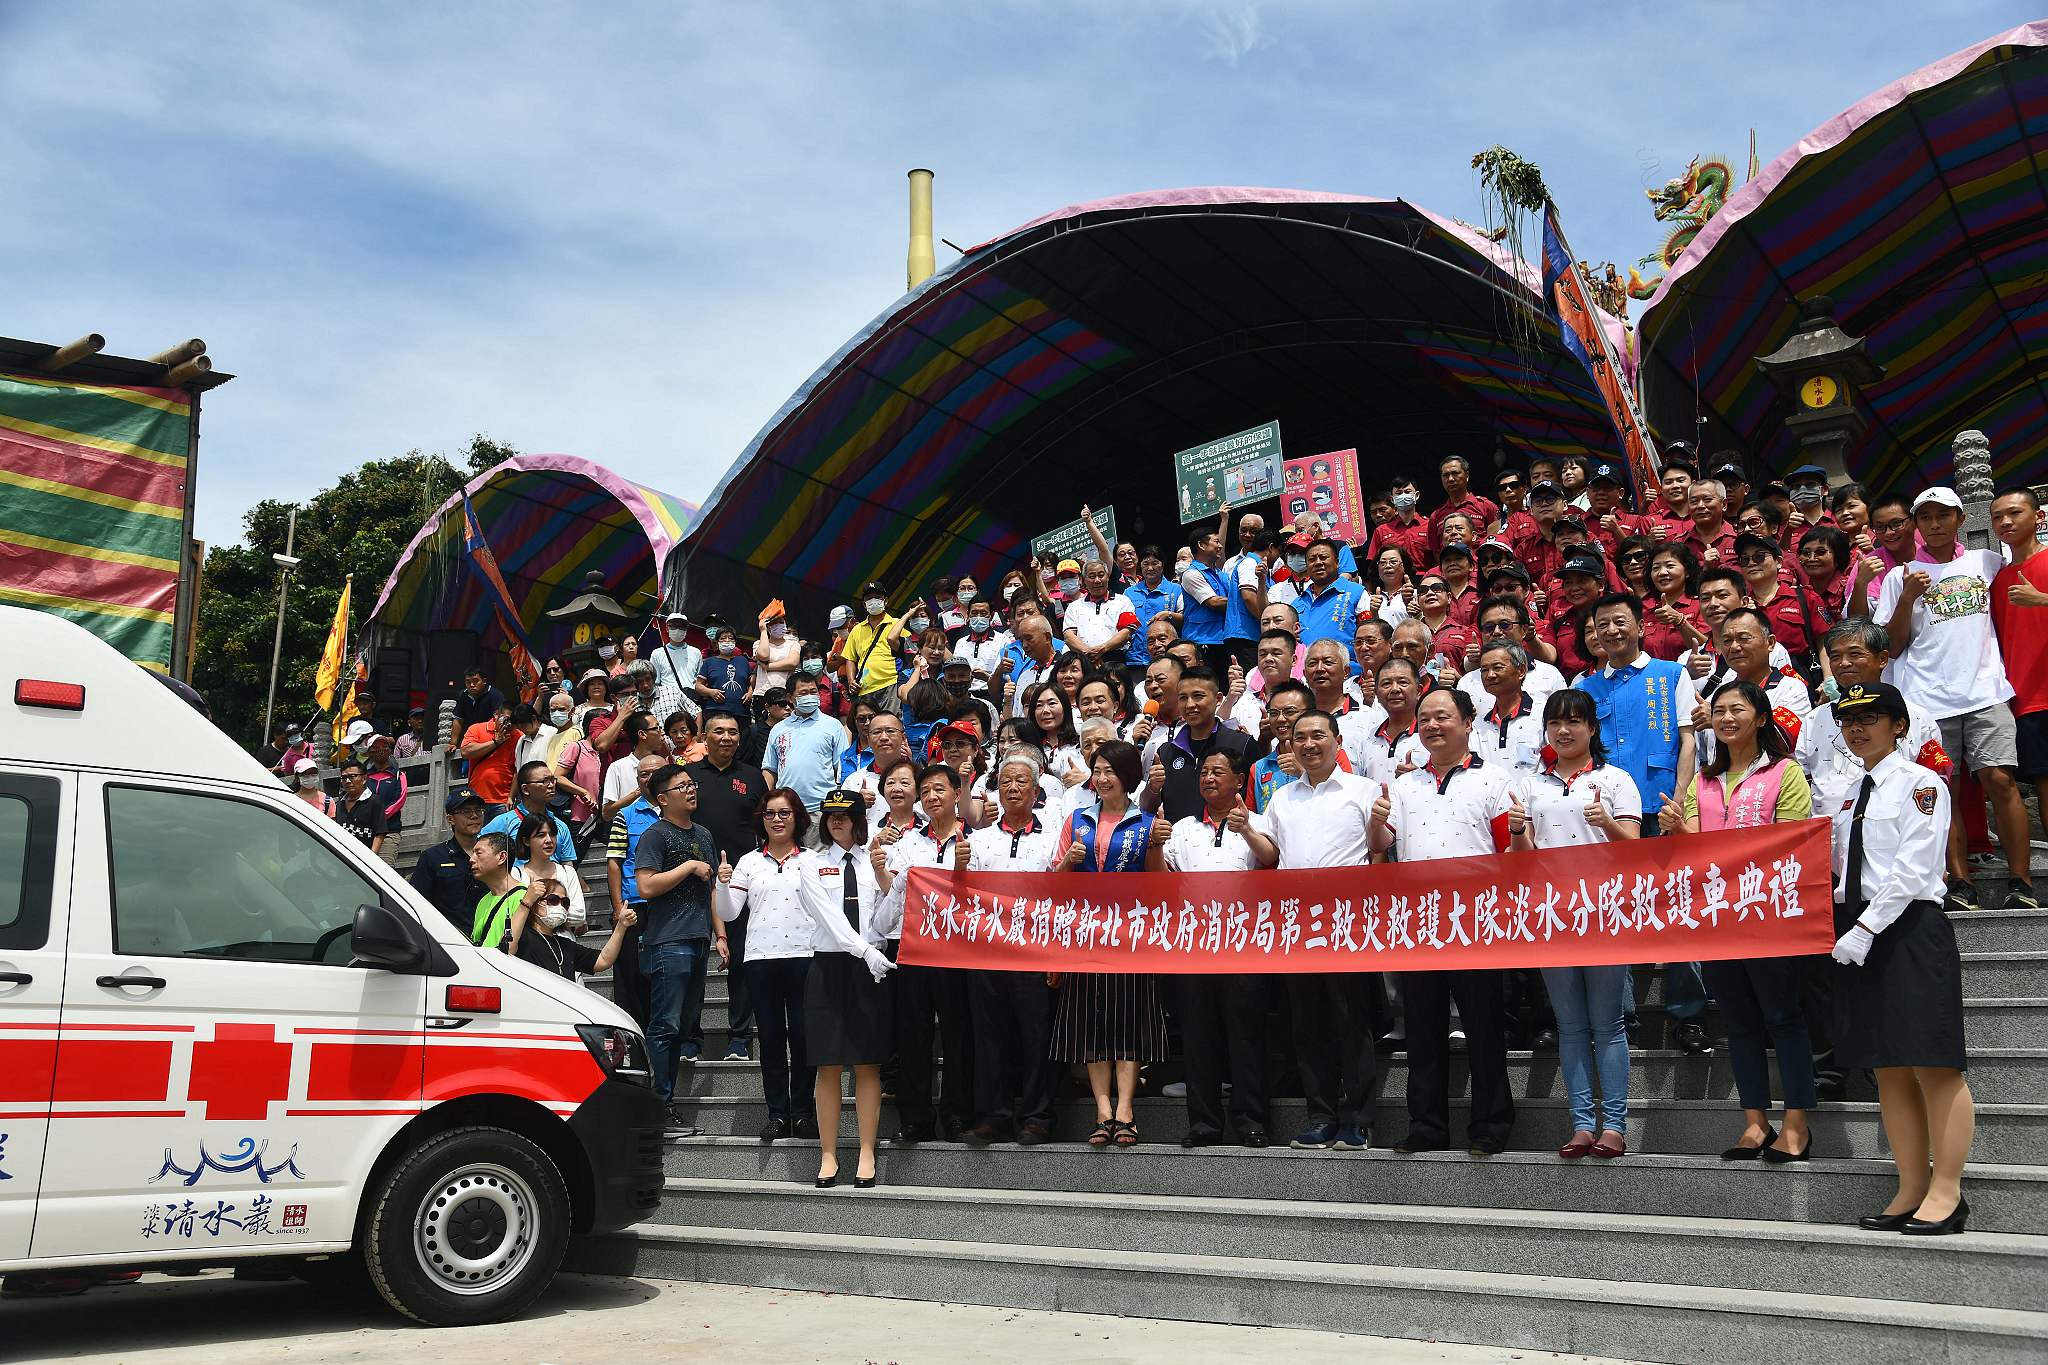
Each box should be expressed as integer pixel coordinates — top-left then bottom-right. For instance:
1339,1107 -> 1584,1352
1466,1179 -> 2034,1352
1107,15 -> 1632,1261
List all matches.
1050,972 -> 1169,1063
1832,899 -> 1967,1071
804,951 -> 893,1067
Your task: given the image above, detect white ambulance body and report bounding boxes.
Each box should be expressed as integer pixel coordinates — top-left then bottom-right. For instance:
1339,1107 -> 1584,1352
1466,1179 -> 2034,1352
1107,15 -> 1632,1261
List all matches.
0,605 -> 663,1324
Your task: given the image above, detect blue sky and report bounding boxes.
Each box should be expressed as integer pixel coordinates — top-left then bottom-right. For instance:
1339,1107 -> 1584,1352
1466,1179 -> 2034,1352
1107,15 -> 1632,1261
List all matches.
0,1 -> 2025,548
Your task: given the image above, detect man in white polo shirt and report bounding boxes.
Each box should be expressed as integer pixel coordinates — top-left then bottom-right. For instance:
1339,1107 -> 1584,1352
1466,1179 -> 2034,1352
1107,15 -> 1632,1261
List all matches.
1876,485 -> 2039,910
1251,710 -> 1384,1151
1061,557 -> 1139,673
1369,686 -> 1519,1155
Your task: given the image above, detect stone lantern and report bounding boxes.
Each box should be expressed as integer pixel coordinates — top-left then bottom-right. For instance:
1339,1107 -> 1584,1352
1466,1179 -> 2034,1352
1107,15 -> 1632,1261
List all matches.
544,570 -> 636,678
1753,296 -> 1885,483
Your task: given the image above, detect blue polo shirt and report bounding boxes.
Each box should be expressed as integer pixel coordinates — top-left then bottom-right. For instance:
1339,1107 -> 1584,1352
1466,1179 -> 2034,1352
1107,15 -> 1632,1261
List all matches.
1124,578 -> 1183,667
604,797 -> 663,903
763,710 -> 851,811
1296,578 -> 1368,648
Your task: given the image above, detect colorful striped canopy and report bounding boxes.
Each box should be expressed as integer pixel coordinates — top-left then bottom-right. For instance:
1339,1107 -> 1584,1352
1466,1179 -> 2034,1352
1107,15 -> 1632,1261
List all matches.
367,454 -> 697,656
0,370 -> 192,670
673,188 -> 1627,625
1638,21 -> 2048,493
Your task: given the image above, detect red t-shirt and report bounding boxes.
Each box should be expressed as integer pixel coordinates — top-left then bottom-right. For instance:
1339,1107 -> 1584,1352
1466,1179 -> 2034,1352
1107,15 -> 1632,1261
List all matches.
461,721 -> 518,805
1367,516 -> 1431,571
1642,594 -> 1703,661
1428,494 -> 1502,553
1684,521 -> 1738,568
1992,553 -> 2048,715
1754,581 -> 1831,659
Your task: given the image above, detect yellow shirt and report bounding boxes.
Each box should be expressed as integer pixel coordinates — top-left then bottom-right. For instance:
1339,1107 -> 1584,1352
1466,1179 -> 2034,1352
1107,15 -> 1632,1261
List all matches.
841,617 -> 903,695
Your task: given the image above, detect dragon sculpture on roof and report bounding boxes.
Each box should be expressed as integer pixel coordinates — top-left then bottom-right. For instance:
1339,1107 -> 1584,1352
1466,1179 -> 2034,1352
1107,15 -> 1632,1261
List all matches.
1626,155 -> 1735,299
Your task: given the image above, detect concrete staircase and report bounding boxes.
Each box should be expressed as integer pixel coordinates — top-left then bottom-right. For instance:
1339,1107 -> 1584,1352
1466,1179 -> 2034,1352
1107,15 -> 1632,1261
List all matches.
556,861 -> 2048,1362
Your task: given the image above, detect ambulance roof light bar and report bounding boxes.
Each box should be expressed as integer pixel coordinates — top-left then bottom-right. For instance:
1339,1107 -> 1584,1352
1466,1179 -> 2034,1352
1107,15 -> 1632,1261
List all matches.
15,679 -> 86,711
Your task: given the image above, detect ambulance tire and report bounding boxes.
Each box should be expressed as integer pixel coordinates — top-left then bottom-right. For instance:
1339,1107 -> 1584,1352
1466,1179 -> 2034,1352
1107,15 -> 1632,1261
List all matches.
362,1125 -> 571,1326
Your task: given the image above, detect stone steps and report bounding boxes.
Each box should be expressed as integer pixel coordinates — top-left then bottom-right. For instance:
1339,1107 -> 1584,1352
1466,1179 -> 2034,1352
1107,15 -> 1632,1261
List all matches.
564,1223 -> 2048,1364
647,1177 -> 2048,1312
655,1138 -> 2048,1236
663,1093 -> 2048,1163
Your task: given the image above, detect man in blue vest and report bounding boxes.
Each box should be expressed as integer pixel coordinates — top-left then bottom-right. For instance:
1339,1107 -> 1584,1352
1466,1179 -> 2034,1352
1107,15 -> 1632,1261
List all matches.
1219,512 -> 1269,674
1577,592 -> 1711,1053
1178,520 -> 1234,675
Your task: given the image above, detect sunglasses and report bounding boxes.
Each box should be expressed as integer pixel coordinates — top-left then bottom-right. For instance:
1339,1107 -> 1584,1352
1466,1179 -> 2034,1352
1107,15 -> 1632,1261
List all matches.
1737,552 -> 1775,566
762,809 -> 795,821
540,894 -> 568,907
1620,551 -> 1650,563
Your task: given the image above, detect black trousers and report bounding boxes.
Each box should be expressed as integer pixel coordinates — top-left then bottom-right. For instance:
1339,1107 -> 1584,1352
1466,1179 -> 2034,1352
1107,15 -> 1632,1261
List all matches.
1288,973 -> 1381,1131
611,920 -> 651,1033
722,910 -> 757,1046
892,954 -> 977,1134
1403,969 -> 1514,1148
1177,974 -> 1270,1137
969,969 -> 1057,1132
746,956 -> 811,1122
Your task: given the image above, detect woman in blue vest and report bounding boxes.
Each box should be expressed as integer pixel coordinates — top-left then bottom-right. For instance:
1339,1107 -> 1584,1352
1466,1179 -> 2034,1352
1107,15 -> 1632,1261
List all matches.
1050,738 -> 1168,1147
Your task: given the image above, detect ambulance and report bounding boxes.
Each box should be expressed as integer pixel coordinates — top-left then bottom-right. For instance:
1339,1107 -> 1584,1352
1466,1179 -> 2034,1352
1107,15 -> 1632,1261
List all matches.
0,606 -> 663,1325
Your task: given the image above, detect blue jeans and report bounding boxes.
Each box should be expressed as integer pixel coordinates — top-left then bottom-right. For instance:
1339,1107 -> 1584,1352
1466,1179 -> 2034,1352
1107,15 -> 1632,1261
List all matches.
1542,965 -> 1630,1134
1621,961 -> 1707,1025
643,938 -> 709,1102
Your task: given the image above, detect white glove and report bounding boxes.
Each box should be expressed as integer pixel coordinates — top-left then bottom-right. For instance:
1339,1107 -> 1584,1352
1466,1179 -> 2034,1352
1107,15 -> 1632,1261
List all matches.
862,945 -> 897,983
1831,925 -> 1875,966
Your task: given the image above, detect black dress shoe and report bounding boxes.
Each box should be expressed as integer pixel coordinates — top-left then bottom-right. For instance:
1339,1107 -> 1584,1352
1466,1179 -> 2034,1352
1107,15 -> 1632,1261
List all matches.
1392,1133 -> 1444,1155
813,1173 -> 837,1189
1673,1021 -> 1712,1055
792,1116 -> 820,1140
1239,1129 -> 1270,1149
890,1126 -> 934,1145
1720,1125 -> 1776,1161
1181,1131 -> 1227,1149
853,1173 -> 879,1189
1901,1198 -> 1969,1235
759,1117 -> 790,1143
1759,1133 -> 1814,1164
963,1123 -> 998,1145
1015,1123 -> 1050,1146
1857,1210 -> 1916,1231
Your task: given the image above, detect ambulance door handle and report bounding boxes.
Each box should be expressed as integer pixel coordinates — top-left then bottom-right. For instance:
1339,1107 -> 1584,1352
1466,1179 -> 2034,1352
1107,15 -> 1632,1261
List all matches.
98,972 -> 168,990
0,971 -> 29,985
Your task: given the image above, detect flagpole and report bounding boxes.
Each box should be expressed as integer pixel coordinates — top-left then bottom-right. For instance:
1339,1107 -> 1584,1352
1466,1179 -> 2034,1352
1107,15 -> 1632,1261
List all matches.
1543,199 -> 1662,487
261,508 -> 299,741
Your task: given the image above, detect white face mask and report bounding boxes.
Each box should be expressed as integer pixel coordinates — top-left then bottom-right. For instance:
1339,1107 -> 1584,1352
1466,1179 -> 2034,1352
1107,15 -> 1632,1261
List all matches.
957,587 -> 977,605
717,640 -> 736,655
1286,554 -> 1308,574
1058,576 -> 1080,595
598,644 -> 617,660
537,904 -> 568,931
864,597 -> 886,616
767,623 -> 786,640
1392,492 -> 1420,512
1003,583 -> 1021,601
548,710 -> 572,728
907,615 -> 930,634
969,615 -> 991,633
667,629 -> 688,645
296,773 -> 320,790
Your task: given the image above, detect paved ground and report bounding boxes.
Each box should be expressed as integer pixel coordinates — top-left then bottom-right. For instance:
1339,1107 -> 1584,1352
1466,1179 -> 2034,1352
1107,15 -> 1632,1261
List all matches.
2,1270 -> 1633,1363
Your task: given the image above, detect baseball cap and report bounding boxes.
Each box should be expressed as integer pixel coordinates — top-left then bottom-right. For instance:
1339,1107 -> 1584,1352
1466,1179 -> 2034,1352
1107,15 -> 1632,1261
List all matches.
444,784 -> 488,813
407,705 -> 426,717
1832,681 -> 1909,721
340,719 -> 375,746
1712,462 -> 1745,481
1734,532 -> 1783,560
1560,553 -> 1606,579
1757,480 -> 1791,500
930,716 -> 983,754
663,609 -> 689,624
1787,463 -> 1830,483
1056,558 -> 1082,573
1436,540 -> 1472,561
827,605 -> 853,630
1555,512 -> 1589,532
1528,480 -> 1565,500
1588,462 -> 1624,487
1912,487 -> 1963,512
291,757 -> 319,776
1483,561 -> 1532,587
940,654 -> 972,674
1477,537 -> 1515,557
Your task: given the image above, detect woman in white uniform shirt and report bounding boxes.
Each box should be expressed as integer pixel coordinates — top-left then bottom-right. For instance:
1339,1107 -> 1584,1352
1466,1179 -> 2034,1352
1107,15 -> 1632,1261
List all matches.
1826,683 -> 1975,1235
1510,688 -> 1642,1159
797,790 -> 899,1188
714,790 -> 817,1142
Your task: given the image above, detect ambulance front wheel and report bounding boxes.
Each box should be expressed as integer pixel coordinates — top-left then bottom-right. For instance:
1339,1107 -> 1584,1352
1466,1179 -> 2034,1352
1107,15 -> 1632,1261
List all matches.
362,1125 -> 572,1326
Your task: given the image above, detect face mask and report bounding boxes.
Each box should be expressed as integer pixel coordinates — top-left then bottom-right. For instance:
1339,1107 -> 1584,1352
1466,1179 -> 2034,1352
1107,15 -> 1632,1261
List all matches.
1286,554 -> 1308,574
864,597 -> 886,616
1058,576 -> 1080,595
1392,492 -> 1419,512
946,680 -> 970,698
717,640 -> 736,656
969,614 -> 991,633
767,623 -> 786,640
296,773 -> 320,790
667,629 -> 688,645
1791,485 -> 1825,507
908,615 -> 930,634
957,587 -> 977,605
802,659 -> 825,676
537,904 -> 568,931
793,694 -> 821,718
936,596 -> 955,611
1816,676 -> 1841,704
597,644 -> 617,660
549,711 -> 572,728
1003,583 -> 1021,601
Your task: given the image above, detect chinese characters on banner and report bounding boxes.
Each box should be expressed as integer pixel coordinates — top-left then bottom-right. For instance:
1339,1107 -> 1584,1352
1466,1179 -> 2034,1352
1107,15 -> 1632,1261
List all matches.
1283,449 -> 1365,545
903,821 -> 1834,974
1031,507 -> 1118,565
1173,421 -> 1283,524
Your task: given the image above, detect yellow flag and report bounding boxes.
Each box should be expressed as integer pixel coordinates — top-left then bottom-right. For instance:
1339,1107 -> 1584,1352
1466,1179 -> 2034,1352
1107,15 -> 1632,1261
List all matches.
314,574 -> 353,710
331,652 -> 366,748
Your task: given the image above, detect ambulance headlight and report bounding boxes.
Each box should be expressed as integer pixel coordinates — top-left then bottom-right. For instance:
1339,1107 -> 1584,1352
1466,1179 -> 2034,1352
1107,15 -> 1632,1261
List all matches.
577,1024 -> 652,1086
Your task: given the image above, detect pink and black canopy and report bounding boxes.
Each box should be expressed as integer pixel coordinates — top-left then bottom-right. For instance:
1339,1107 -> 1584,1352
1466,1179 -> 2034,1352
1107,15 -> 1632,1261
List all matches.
1638,21 -> 2048,492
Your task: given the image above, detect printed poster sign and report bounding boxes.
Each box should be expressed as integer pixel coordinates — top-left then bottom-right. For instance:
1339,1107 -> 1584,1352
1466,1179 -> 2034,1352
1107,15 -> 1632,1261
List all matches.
902,820 -> 1833,974
1031,507 -> 1118,565
1173,421 -> 1282,524
1283,448 -> 1366,544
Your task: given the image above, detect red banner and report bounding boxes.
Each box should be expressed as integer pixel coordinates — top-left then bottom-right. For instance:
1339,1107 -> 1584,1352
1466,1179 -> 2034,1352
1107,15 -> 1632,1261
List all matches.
902,821 -> 1834,973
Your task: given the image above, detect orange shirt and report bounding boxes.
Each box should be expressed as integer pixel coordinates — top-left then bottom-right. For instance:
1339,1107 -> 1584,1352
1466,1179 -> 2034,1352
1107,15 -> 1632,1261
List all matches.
462,721 -> 518,805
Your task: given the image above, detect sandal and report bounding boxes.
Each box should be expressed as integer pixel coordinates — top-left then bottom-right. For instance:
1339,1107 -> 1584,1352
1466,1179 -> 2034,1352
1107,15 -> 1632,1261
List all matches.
1113,1119 -> 1139,1147
1086,1120 -> 1115,1147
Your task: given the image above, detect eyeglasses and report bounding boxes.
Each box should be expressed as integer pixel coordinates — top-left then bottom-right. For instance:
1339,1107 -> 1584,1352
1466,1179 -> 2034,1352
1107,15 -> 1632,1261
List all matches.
1737,552 -> 1775,567
762,809 -> 794,821
522,774 -> 557,787
659,781 -> 696,797
1479,619 -> 1518,633
1496,479 -> 1523,492
1874,518 -> 1912,534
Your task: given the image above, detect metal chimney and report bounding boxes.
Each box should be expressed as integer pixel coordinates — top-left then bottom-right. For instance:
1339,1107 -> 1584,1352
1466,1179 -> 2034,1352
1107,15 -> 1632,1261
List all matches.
907,168 -> 936,291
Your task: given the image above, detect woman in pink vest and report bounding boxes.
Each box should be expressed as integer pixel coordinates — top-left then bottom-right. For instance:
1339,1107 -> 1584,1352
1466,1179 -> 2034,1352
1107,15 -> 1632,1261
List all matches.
1658,678 -> 1819,1163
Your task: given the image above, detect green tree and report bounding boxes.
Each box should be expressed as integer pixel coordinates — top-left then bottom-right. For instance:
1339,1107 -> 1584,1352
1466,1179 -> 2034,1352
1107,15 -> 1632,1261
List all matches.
194,434 -> 516,749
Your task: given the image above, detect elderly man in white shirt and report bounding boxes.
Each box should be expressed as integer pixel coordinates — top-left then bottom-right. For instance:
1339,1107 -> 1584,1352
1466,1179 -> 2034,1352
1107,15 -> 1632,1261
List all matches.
1470,639 -> 1545,772
1800,617 -> 1946,815
1249,709 -> 1384,1152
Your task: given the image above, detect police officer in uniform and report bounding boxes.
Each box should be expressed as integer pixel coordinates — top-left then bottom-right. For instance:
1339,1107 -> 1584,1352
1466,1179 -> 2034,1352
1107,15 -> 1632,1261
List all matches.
1828,683 -> 1975,1235
407,786 -> 489,931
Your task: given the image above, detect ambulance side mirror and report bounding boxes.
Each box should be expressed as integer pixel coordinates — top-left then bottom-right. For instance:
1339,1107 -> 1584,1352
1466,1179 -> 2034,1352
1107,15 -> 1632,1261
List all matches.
351,901 -> 429,973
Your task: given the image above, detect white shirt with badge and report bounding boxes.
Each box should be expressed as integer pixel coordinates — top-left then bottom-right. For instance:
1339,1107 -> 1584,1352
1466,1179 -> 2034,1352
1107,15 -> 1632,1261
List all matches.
1830,749 -> 1950,934
1521,761 -> 1643,848
717,848 -> 816,960
1458,659 -> 1569,712
1875,549 -> 2015,720
1472,694 -> 1545,772
1351,717 -> 1427,787
1384,756 -> 1518,862
1798,695 -> 1945,816
966,816 -> 1063,873
953,630 -> 1006,680
798,842 -> 895,950
1250,769 -> 1380,868
1165,811 -> 1262,872
1695,669 -> 1812,767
